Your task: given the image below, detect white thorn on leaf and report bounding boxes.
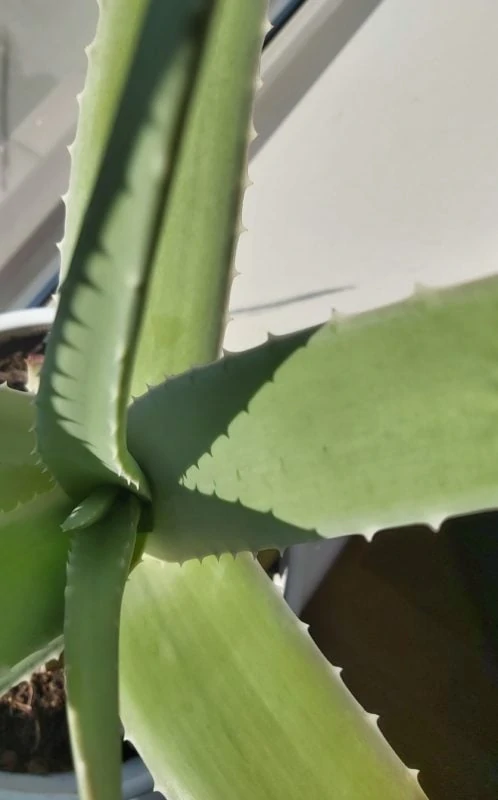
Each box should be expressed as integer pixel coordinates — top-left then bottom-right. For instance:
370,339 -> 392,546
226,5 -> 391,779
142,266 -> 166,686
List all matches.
367,712 -> 380,728
425,514 -> 446,532
362,527 -> 378,542
248,123 -> 258,143
263,17 -> 273,36
407,767 -> 420,781
329,307 -> 348,325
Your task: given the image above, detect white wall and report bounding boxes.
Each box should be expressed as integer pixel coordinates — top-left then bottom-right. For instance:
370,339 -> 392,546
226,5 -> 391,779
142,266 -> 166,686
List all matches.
0,1 -> 96,283
228,0 -> 498,350
0,0 -> 95,129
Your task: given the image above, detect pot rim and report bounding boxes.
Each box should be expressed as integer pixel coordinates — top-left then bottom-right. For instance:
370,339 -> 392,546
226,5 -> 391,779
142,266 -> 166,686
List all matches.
0,756 -> 153,800
0,308 -> 55,338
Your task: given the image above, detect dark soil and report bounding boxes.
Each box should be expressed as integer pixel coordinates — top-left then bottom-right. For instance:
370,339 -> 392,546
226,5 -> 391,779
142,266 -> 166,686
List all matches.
0,329 -> 47,392
0,666 -> 136,774
0,667 -> 72,774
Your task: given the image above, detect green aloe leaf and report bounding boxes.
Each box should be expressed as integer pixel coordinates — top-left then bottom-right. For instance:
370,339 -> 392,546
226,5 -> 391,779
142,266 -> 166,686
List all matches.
128,326 -> 318,560
130,0 -> 267,396
186,276 -> 498,540
0,488 -> 71,694
37,1 -> 218,502
64,493 -> 139,800
129,276 -> 498,558
0,387 -> 54,512
62,486 -> 119,532
59,0 -> 150,286
120,553 -> 427,800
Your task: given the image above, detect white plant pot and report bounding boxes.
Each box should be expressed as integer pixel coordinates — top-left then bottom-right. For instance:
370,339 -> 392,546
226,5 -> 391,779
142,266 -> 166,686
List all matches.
0,308 -> 55,339
0,759 -> 156,800
0,307 -> 156,800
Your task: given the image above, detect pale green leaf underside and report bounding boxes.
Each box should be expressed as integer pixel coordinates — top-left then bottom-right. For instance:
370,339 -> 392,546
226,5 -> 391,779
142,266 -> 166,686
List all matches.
130,276 -> 498,559
131,0 -> 267,396
65,494 -> 139,800
0,387 -> 54,512
0,489 -> 71,693
37,1 -> 216,501
120,554 -> 427,800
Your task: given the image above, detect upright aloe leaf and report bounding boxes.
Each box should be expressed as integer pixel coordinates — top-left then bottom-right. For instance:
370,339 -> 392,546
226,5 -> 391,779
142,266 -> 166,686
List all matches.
120,554 -> 427,800
130,0 -> 267,395
0,387 -> 54,512
64,494 -> 139,800
36,1 -> 220,501
130,275 -> 498,558
0,488 -> 71,694
59,0 -> 150,286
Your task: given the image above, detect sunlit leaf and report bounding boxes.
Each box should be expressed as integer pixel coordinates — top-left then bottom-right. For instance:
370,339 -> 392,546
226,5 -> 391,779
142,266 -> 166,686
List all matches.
132,276 -> 498,557
120,554 -> 427,800
131,0 -> 267,394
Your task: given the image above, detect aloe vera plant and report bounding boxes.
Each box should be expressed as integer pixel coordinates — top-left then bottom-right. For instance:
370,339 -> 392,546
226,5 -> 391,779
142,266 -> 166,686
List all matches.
1,1 -> 494,798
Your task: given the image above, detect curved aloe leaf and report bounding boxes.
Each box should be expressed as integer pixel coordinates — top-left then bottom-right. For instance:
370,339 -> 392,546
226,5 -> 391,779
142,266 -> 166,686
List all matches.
187,276 -> 498,540
59,0 -> 150,286
0,387 -> 54,512
65,494 -> 139,800
120,554 -> 427,800
130,0 -> 267,396
0,488 -> 72,693
37,1 -> 218,502
129,276 -> 498,557
128,327 -> 318,560
62,485 -> 119,532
